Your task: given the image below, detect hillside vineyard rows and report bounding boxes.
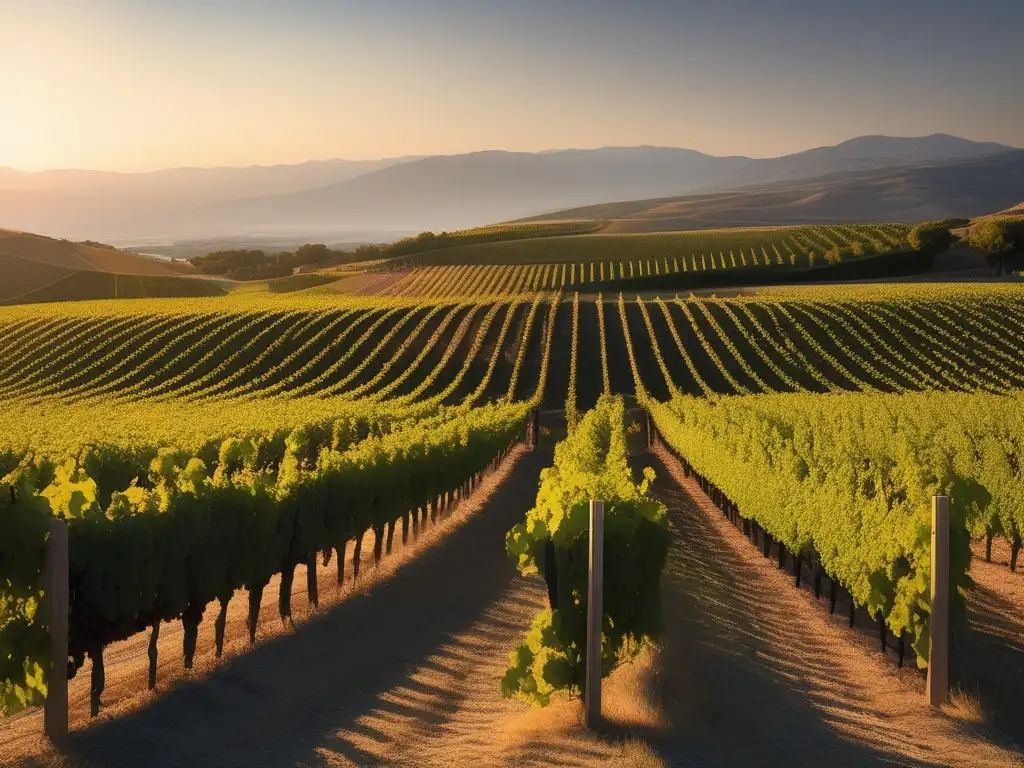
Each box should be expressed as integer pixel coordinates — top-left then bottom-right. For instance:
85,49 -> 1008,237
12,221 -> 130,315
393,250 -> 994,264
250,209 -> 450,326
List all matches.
3,278 -> 1024,718
4,285 -> 1024,417
380,223 -> 912,296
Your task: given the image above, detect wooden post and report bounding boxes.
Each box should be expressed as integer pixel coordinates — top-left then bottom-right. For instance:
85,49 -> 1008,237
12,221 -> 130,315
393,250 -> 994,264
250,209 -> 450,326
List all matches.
585,500 -> 604,729
44,518 -> 69,743
927,495 -> 949,707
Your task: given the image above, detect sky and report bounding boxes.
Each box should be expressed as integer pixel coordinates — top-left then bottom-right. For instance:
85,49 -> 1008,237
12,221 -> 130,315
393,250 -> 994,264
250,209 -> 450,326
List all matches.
1,0 -> 1021,172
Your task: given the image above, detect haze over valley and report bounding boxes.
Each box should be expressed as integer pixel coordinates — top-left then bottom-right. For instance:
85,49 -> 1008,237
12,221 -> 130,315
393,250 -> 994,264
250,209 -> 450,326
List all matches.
0,134 -> 1020,247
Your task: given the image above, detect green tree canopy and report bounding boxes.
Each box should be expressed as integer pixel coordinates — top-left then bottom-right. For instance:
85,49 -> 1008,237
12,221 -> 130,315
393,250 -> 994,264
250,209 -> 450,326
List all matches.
965,219 -> 1024,275
907,218 -> 968,253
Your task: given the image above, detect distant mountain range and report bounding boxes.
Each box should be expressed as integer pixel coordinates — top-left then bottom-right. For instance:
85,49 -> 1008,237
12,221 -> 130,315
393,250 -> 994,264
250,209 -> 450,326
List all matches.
518,152 -> 1024,232
0,134 -> 1018,241
715,133 -> 1013,188
0,157 -> 416,240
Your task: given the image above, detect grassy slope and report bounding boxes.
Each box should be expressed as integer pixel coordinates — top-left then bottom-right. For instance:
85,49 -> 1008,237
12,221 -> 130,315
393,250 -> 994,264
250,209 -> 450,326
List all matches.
1,271 -> 226,305
0,229 -> 191,274
75,244 -> 196,275
227,273 -> 339,294
0,251 -> 78,301
0,227 -> 218,304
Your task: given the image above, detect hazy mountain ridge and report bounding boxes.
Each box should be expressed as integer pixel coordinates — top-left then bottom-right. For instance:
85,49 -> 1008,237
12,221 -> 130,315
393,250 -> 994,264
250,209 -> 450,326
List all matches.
0,156 -> 417,198
192,147 -> 755,231
185,135 -> 1017,233
0,157 -> 419,239
519,151 -> 1024,232
717,133 -> 1012,188
0,135 -> 1016,240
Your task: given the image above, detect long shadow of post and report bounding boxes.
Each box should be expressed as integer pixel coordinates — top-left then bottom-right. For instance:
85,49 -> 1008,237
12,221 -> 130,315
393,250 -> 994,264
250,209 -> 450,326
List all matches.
953,577 -> 1024,746
639,452 -> 963,768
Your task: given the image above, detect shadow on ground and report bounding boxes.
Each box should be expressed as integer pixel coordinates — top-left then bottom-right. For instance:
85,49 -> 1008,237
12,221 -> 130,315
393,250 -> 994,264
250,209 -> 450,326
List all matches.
954,540 -> 1024,747
639,450 -> 1018,768
59,451 -> 553,768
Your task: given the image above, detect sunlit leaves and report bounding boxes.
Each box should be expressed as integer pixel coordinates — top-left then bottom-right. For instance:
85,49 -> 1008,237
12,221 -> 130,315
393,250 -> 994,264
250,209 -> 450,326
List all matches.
503,396 -> 668,705
647,390 -> 1023,668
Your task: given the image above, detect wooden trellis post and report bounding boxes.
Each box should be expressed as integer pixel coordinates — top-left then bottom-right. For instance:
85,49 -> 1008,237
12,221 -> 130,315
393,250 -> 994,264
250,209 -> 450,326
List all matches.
927,495 -> 949,707
585,500 -> 604,728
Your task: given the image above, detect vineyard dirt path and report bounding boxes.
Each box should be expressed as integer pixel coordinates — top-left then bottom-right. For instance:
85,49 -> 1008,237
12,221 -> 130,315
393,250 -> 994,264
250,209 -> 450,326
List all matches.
4,443 -> 1023,768
957,538 -> 1024,747
642,443 -> 1023,768
0,445 -> 552,767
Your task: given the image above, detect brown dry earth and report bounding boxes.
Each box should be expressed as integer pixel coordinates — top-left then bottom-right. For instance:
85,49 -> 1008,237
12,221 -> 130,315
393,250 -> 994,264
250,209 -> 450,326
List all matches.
640,445 -> 1022,768
2,443 -> 1022,768
322,272 -> 411,296
0,448 -> 547,767
956,538 -> 1024,747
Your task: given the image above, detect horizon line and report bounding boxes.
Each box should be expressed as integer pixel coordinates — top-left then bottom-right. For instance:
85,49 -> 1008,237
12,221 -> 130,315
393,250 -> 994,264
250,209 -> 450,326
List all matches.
1,132 -> 1016,176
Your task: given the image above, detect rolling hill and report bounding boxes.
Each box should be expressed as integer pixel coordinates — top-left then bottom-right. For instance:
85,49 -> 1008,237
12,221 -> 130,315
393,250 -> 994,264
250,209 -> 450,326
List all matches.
191,147 -> 752,232
0,135 -> 1015,240
513,151 -> 1024,232
0,157 -> 419,239
0,229 -> 225,304
193,136 -> 1015,233
715,133 -> 1013,188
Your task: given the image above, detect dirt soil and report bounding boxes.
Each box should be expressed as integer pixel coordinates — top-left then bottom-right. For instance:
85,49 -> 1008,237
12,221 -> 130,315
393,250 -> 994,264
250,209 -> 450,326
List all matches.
322,272 -> 411,296
640,445 -> 1022,768
956,538 -> 1024,746
2,443 -> 1021,768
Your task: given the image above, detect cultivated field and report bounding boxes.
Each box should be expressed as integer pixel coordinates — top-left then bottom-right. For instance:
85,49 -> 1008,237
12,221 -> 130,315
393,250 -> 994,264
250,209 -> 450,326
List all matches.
2,221 -> 1022,767
405,224 -> 910,268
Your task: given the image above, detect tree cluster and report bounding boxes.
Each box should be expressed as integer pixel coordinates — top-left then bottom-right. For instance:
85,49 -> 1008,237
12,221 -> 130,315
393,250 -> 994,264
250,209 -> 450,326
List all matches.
907,218 -> 969,254
189,243 -> 365,280
188,222 -> 597,280
188,233 -> 500,281
964,218 -> 1024,276
77,240 -> 120,251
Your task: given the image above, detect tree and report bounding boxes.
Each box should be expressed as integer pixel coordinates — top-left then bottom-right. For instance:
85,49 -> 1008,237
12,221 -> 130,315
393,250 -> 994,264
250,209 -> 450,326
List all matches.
965,219 -> 1024,276
851,241 -> 873,258
294,243 -> 332,264
189,249 -> 268,275
907,219 -> 968,254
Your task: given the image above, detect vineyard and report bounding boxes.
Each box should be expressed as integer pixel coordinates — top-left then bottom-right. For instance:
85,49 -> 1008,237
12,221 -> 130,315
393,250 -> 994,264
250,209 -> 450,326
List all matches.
382,220 -> 603,261
1,224 -> 1023,765
648,391 -> 1023,664
367,224 -> 925,297
404,224 -> 911,267
3,285 -> 1023,421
